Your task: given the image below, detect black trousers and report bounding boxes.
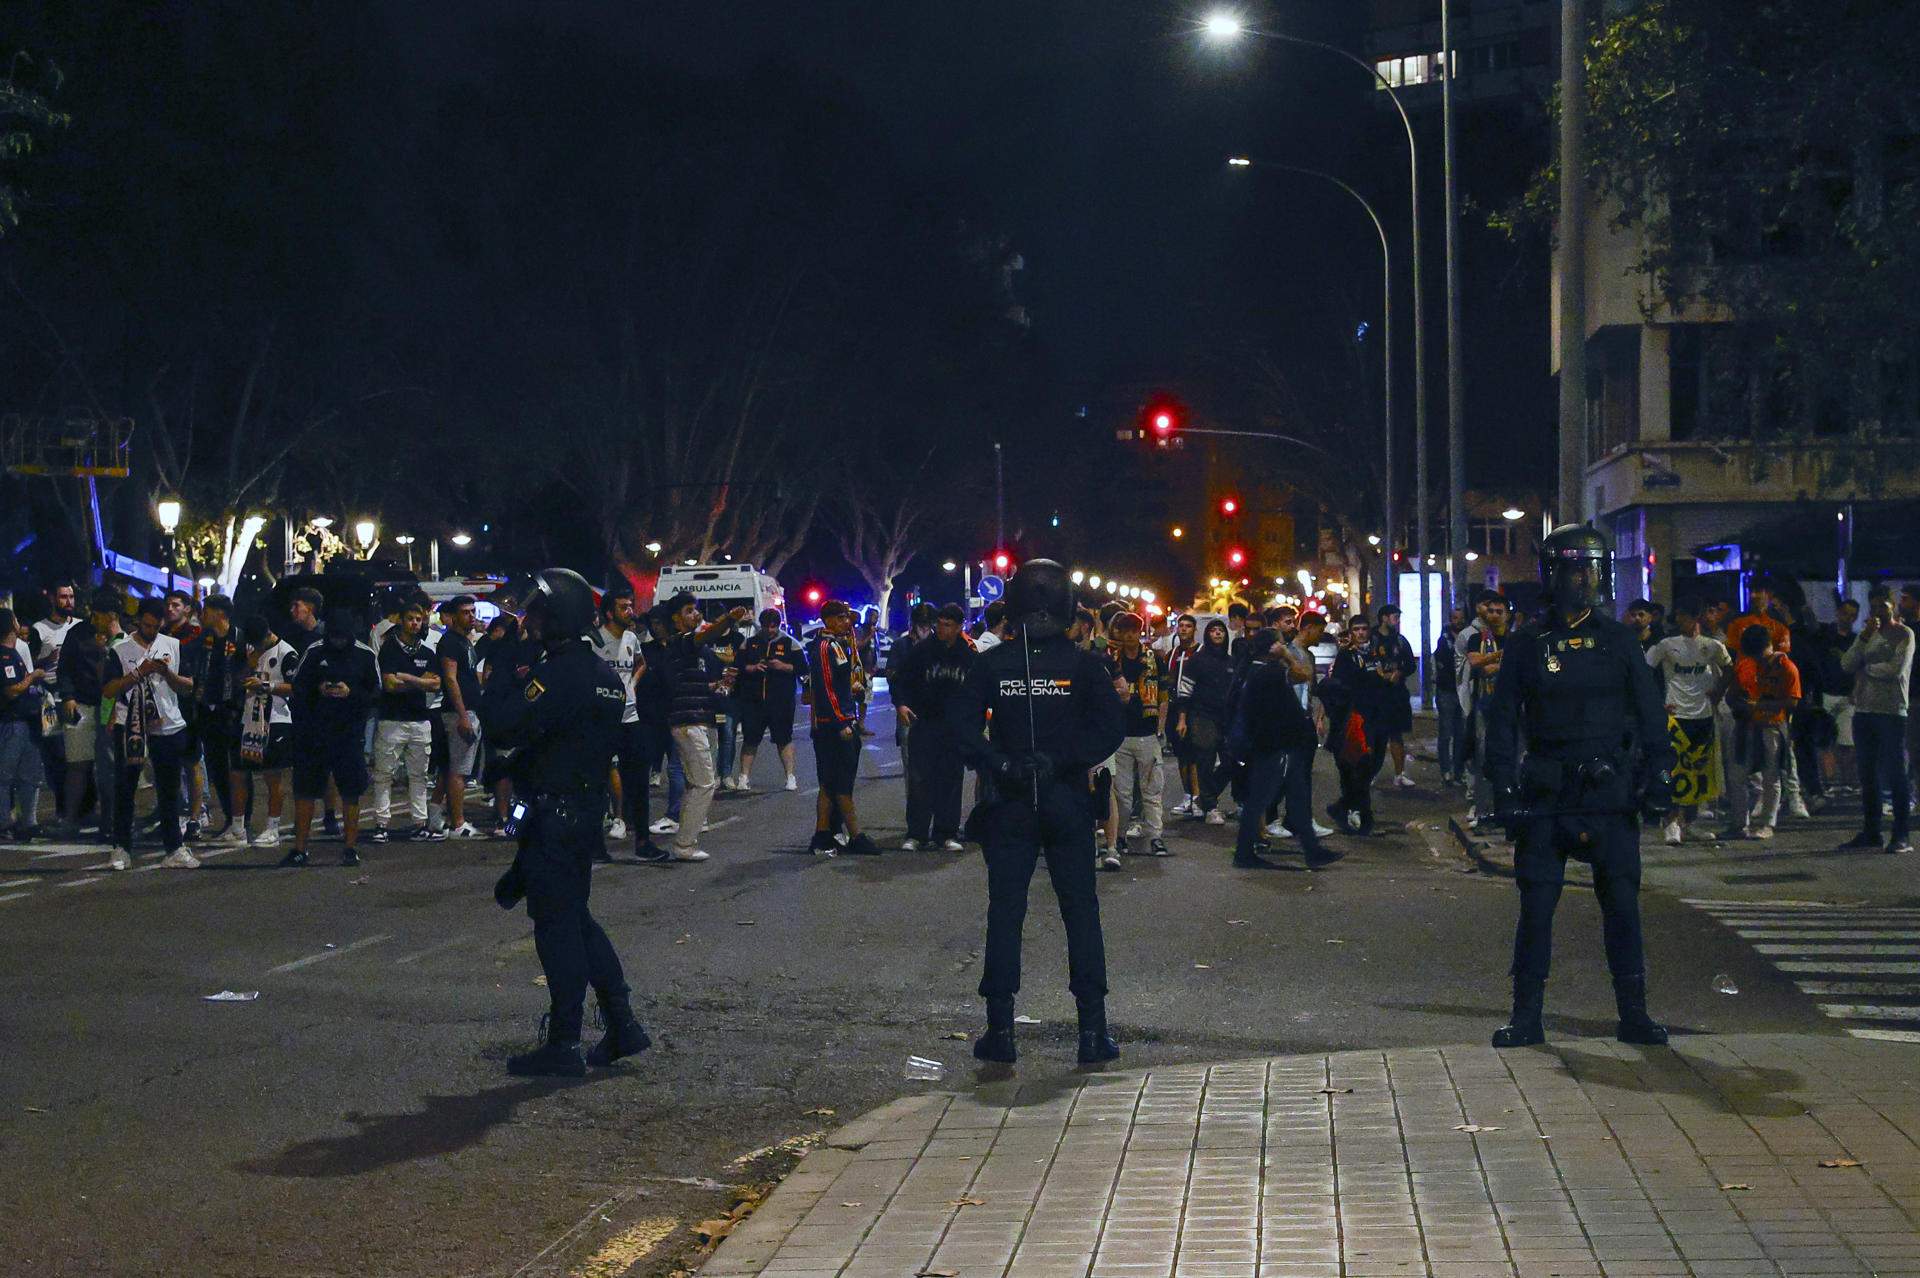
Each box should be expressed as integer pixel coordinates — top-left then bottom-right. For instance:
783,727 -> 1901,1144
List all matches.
906,732 -> 965,842
1331,716 -> 1386,831
114,727 -> 184,853
979,780 -> 1107,1004
1510,813 -> 1646,984
1856,712 -> 1910,841
520,796 -> 630,1042
615,721 -> 667,846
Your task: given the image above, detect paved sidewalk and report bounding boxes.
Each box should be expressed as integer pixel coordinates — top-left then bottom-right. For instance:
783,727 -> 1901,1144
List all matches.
702,1034 -> 1920,1278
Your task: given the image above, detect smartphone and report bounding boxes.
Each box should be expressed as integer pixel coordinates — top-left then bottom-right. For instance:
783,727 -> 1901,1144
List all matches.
502,798 -> 530,839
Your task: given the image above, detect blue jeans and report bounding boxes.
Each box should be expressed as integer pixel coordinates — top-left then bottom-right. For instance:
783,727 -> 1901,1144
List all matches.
1856,712 -> 1910,842
716,709 -> 738,780
0,720 -> 47,830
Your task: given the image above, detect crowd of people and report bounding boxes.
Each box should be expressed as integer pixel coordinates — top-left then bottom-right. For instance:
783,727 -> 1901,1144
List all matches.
4,568 -> 1912,869
1438,578 -> 1917,855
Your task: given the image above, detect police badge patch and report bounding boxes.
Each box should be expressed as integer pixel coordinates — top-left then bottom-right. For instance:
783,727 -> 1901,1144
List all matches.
524,678 -> 546,702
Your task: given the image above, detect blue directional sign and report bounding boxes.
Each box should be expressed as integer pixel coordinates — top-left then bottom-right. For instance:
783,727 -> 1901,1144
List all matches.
978,574 -> 1006,602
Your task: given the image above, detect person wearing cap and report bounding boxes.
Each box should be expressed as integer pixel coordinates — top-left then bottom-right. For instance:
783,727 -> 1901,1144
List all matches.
283,609 -> 380,866
808,600 -> 878,856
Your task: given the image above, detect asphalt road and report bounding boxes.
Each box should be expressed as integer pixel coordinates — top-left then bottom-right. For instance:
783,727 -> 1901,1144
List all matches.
0,698 -> 1856,1277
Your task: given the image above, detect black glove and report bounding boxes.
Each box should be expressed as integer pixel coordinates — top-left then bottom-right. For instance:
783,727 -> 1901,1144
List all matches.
494,859 -> 527,910
1639,768 -> 1674,821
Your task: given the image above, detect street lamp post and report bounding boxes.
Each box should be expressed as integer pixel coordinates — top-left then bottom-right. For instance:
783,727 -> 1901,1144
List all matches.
354,518 -> 378,560
1228,157 -> 1394,606
155,496 -> 183,585
1442,0 -> 1468,632
1203,16 -> 1432,695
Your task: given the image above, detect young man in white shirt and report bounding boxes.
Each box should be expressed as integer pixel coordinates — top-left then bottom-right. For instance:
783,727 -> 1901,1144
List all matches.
436,595 -> 485,840
592,585 -> 646,853
1646,599 -> 1733,844
102,597 -> 198,869
368,602 -> 441,842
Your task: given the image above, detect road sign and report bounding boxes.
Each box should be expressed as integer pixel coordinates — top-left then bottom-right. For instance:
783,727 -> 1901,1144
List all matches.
978,574 -> 1006,602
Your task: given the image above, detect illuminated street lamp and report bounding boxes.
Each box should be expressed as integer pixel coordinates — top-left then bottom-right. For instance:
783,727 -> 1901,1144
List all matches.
1501,507 -> 1525,521
1070,570 -> 1085,585
449,532 -> 473,548
643,540 -> 663,555
309,515 -> 334,530
1203,11 -> 1245,39
155,495 -> 183,580
941,560 -> 958,573
394,534 -> 417,573
353,519 -> 378,557
1088,575 -> 1103,590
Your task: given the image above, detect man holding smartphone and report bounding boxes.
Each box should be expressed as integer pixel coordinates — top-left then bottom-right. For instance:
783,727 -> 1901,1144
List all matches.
282,608 -> 380,867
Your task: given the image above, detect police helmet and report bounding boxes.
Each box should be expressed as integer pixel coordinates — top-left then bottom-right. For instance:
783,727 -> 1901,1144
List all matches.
524,567 -> 598,645
1539,523 -> 1613,615
1005,559 -> 1075,640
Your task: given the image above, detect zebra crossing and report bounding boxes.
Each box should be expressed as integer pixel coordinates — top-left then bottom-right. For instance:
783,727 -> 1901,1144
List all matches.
1687,898 -> 1920,1044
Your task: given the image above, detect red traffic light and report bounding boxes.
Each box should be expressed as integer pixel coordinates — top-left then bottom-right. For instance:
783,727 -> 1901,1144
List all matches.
992,551 -> 1012,572
1227,547 -> 1247,569
804,587 -> 823,605
1219,496 -> 1239,516
1138,394 -> 1186,442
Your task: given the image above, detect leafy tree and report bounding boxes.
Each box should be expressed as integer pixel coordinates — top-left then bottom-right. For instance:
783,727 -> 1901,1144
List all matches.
0,51 -> 67,237
1578,0 -> 1920,443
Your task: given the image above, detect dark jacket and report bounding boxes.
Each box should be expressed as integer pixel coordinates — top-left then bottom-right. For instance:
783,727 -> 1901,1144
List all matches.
945,631 -> 1124,781
1178,645 -> 1234,723
665,632 -> 719,727
1484,613 -> 1674,788
289,640 -> 380,743
480,637 -> 625,792
636,637 -> 673,727
808,632 -> 858,732
894,634 -> 974,730
1227,656 -> 1318,759
56,625 -> 113,707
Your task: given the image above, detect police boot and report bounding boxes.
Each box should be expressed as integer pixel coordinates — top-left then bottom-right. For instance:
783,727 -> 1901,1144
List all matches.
1612,974 -> 1669,1046
1491,978 -> 1546,1048
973,997 -> 1017,1064
508,1010 -> 587,1078
585,994 -> 652,1067
1076,998 -> 1120,1065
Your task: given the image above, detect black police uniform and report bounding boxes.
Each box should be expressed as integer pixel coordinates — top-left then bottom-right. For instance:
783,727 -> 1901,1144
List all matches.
945,623 -> 1124,1061
481,632 -> 643,1075
1483,608 -> 1675,1045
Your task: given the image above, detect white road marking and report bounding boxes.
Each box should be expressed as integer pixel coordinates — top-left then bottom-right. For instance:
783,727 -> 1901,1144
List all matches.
0,877 -> 35,888
1778,961 -> 1920,974
55,876 -> 104,889
1754,944 -> 1920,955
1847,1028 -> 1920,1043
0,891 -> 32,904
1734,930 -> 1920,940
1797,981 -> 1920,995
1818,1004 -> 1920,1022
268,933 -> 394,974
704,816 -> 739,832
31,847 -> 101,860
392,935 -> 472,966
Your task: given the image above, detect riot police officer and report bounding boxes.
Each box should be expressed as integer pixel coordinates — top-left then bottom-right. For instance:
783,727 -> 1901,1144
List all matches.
481,568 -> 651,1077
1484,525 -> 1676,1048
945,560 -> 1125,1065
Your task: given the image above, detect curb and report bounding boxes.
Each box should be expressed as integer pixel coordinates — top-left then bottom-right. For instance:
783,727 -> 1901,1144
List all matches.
702,1093 -> 952,1276
1446,812 -> 1598,889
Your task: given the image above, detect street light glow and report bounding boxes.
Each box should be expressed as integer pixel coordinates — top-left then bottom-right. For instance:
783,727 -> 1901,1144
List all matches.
156,497 -> 183,533
1141,591 -> 1155,604
1464,550 -> 1481,562
450,532 -> 473,547
643,540 -> 663,554
353,518 -> 377,549
309,515 -> 333,530
1070,570 -> 1085,585
1171,526 -> 1184,539
1203,11 -> 1245,39
1501,507 -> 1525,521
941,560 -> 958,572
1367,534 -> 1382,547
1088,575 -> 1102,589
394,535 -> 415,546
1227,156 -> 1252,167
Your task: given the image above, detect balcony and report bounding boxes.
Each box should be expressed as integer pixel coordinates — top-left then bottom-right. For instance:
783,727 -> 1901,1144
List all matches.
1588,438 -> 1920,517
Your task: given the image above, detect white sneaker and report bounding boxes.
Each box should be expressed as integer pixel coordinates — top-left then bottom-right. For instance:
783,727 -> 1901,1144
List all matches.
213,824 -> 247,846
447,822 -> 481,839
1125,822 -> 1144,838
108,848 -> 132,871
670,846 -> 710,862
734,776 -> 752,793
1312,821 -> 1336,838
1663,821 -> 1683,846
784,775 -> 798,792
254,826 -> 281,848
1684,826 -> 1718,843
1172,797 -> 1195,817
1786,802 -> 1812,820
1465,806 -> 1479,824
607,818 -> 628,841
941,839 -> 966,852
1393,773 -> 1417,789
1754,826 -> 1775,841
160,849 -> 201,869
649,817 -> 680,836
900,838 -> 923,851
1204,809 -> 1226,826
834,832 -> 850,846
720,777 -> 741,793
1266,820 -> 1287,838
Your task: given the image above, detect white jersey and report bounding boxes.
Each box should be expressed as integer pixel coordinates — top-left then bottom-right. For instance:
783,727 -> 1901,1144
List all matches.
421,627 -> 444,710
594,625 -> 642,725
111,633 -> 187,734
31,616 -> 80,676
256,639 -> 296,725
1647,634 -> 1732,722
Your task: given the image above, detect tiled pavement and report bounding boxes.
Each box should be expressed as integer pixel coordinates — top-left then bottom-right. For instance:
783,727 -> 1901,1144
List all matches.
702,1034 -> 1920,1278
